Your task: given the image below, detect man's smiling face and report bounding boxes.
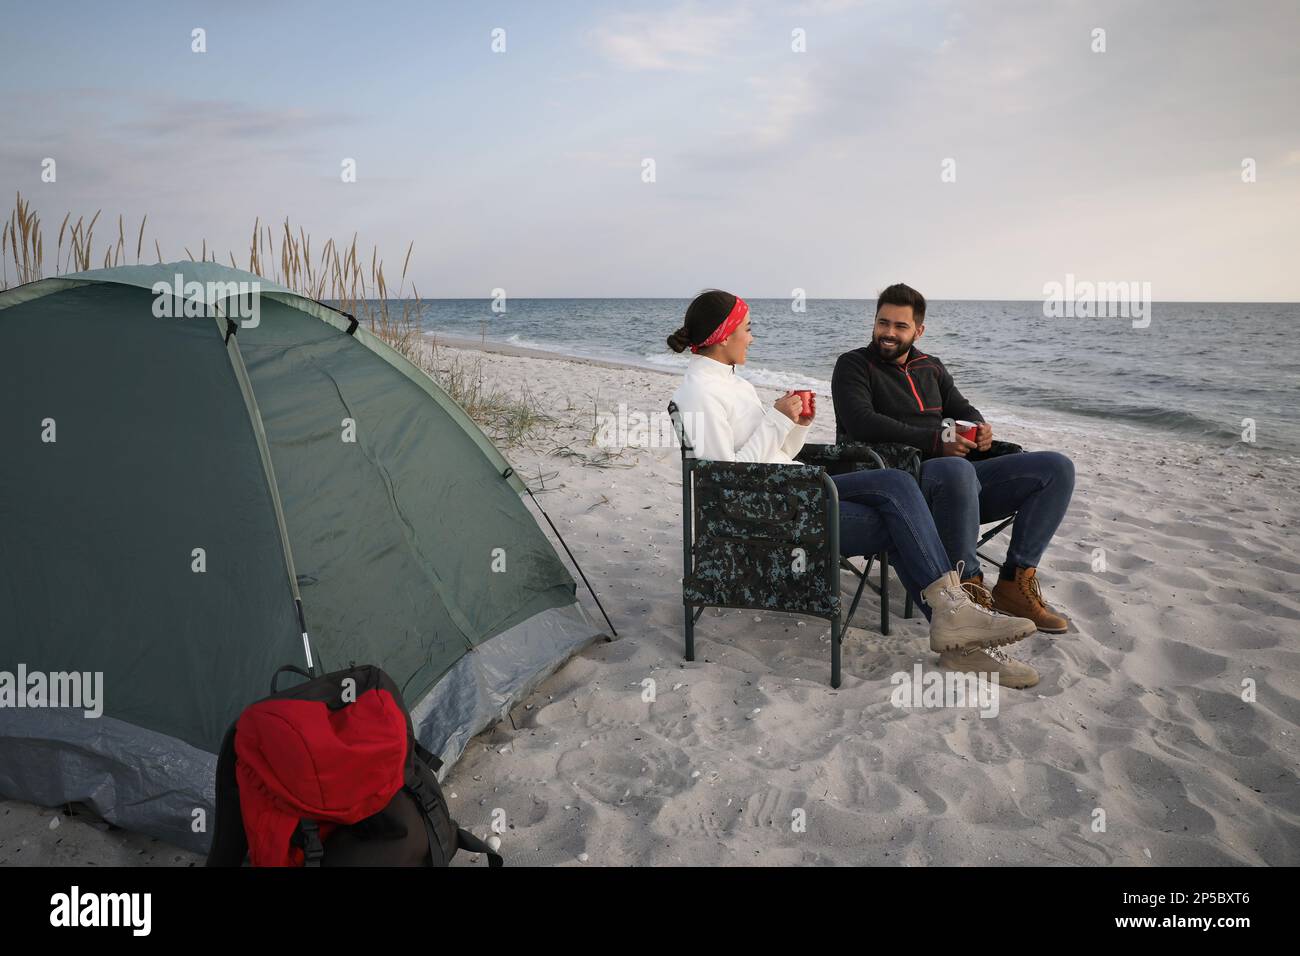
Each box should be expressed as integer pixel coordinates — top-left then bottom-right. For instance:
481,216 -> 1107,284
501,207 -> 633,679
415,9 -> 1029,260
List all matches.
873,303 -> 922,362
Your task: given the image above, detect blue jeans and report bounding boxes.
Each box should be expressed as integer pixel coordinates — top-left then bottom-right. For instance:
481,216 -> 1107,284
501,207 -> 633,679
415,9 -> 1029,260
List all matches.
919,451 -> 1075,579
832,468 -> 952,621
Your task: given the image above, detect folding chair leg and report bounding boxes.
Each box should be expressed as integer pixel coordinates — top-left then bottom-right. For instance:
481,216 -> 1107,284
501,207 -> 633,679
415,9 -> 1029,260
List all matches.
845,564 -> 870,629
879,551 -> 890,636
976,516 -> 1016,571
904,593 -> 914,619
830,615 -> 842,689
684,606 -> 695,662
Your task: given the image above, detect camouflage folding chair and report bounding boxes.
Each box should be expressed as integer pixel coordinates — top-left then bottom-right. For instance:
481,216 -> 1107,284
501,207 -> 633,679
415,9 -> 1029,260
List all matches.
668,402 -> 848,686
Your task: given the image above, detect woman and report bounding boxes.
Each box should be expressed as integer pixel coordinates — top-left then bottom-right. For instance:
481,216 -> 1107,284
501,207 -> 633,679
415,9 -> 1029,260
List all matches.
668,290 -> 1039,686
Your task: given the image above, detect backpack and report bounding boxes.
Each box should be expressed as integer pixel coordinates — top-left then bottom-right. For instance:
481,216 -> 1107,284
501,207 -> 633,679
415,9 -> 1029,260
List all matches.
206,663 -> 502,867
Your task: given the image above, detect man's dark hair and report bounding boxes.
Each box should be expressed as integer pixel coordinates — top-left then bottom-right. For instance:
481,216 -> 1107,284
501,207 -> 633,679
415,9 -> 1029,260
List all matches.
875,283 -> 926,324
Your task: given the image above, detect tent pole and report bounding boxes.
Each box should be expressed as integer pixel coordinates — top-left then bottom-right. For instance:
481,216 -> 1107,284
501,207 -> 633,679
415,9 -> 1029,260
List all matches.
295,599 -> 318,676
519,482 -> 618,639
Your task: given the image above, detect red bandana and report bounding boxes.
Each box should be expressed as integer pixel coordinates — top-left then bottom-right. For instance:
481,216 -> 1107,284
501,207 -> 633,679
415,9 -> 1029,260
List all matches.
690,297 -> 749,353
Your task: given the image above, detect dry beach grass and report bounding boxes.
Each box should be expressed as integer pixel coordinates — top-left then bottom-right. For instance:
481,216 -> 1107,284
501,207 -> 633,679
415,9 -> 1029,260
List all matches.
2,193 -> 553,447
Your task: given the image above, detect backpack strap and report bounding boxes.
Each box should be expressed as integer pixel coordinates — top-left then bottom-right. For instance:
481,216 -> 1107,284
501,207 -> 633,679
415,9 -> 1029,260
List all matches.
270,664 -> 314,695
205,725 -> 249,867
405,771 -> 501,866
413,740 -> 443,772
455,827 -> 504,868
404,773 -> 449,866
294,819 -> 325,867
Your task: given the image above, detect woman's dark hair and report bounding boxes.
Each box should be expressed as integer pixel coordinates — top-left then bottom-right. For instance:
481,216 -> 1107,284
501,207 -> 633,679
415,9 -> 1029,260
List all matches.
667,289 -> 738,353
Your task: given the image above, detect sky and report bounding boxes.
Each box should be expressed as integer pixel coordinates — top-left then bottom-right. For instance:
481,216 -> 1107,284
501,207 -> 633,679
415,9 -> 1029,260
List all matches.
1,0 -> 1297,300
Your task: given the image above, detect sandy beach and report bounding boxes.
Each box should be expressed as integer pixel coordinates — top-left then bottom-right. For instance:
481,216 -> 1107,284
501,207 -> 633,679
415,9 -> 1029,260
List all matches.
3,337 -> 1298,867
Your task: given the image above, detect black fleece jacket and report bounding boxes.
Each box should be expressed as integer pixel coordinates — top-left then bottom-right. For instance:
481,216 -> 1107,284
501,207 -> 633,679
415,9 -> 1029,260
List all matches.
830,343 -> 982,459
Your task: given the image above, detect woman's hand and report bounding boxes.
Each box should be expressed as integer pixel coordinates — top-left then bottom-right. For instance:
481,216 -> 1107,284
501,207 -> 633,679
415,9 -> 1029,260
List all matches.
797,392 -> 815,426
774,392 -> 803,422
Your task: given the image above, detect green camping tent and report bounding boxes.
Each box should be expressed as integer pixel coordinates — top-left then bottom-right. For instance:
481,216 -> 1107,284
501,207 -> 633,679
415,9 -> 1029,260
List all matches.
0,262 -> 604,851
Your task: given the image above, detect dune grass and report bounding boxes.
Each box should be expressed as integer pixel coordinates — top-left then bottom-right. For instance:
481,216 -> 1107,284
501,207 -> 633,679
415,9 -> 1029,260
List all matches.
2,192 -> 552,447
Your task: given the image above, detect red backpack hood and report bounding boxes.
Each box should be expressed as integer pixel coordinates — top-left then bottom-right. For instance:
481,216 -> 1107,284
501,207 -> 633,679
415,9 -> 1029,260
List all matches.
234,688 -> 408,866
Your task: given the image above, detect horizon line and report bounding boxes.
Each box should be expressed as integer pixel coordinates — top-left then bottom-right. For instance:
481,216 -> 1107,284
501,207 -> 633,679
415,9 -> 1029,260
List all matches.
340,296 -> 1300,305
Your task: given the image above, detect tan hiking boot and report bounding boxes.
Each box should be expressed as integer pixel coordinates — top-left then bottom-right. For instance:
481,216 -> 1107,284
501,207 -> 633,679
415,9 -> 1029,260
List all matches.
938,646 -> 1040,689
923,570 -> 1037,654
991,567 -> 1069,633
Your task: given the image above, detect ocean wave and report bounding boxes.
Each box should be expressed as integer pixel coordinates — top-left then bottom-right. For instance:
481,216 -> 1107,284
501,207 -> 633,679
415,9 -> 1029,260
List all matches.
503,332 -> 551,351
738,365 -> 833,393
639,354 -> 832,392
641,352 -> 692,371
1033,398 -> 1243,440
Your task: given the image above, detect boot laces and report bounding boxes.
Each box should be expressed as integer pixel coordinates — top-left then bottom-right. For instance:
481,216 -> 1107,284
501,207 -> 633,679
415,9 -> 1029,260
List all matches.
944,560 -> 996,618
962,579 -> 994,609
985,646 -> 1013,665
1021,572 -> 1046,609
953,645 -> 1013,667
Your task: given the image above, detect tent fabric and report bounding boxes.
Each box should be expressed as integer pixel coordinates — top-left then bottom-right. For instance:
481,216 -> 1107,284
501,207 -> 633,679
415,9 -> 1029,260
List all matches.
0,709 -> 218,852
0,263 -> 604,852
237,298 -> 574,691
2,264 -> 525,493
0,282 -> 305,750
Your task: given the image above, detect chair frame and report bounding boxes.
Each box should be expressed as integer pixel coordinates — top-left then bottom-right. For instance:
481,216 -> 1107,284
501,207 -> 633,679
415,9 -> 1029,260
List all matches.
795,443 -> 915,635
976,516 -> 1016,569
672,402 -> 848,686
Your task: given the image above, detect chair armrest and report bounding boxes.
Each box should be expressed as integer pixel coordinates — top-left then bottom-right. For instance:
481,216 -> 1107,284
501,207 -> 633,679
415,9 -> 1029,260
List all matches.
796,442 -> 886,471
966,439 -> 1025,461
797,441 -> 922,479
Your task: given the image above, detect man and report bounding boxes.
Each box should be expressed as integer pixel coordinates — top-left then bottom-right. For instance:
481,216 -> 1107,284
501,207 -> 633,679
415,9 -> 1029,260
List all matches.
831,282 -> 1075,639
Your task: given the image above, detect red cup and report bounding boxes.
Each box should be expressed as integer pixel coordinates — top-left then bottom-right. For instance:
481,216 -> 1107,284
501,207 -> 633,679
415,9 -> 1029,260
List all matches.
793,390 -> 815,418
955,419 -> 978,443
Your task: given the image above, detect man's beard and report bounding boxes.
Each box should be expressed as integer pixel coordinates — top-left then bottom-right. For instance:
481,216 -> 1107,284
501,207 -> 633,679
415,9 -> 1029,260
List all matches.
874,331 -> 914,360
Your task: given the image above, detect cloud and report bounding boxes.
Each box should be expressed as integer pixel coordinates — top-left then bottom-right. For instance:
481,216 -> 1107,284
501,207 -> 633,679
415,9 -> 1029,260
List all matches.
748,70 -> 815,147
0,91 -> 371,269
675,65 -> 817,174
786,0 -> 869,13
113,97 -> 356,143
590,3 -> 752,71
